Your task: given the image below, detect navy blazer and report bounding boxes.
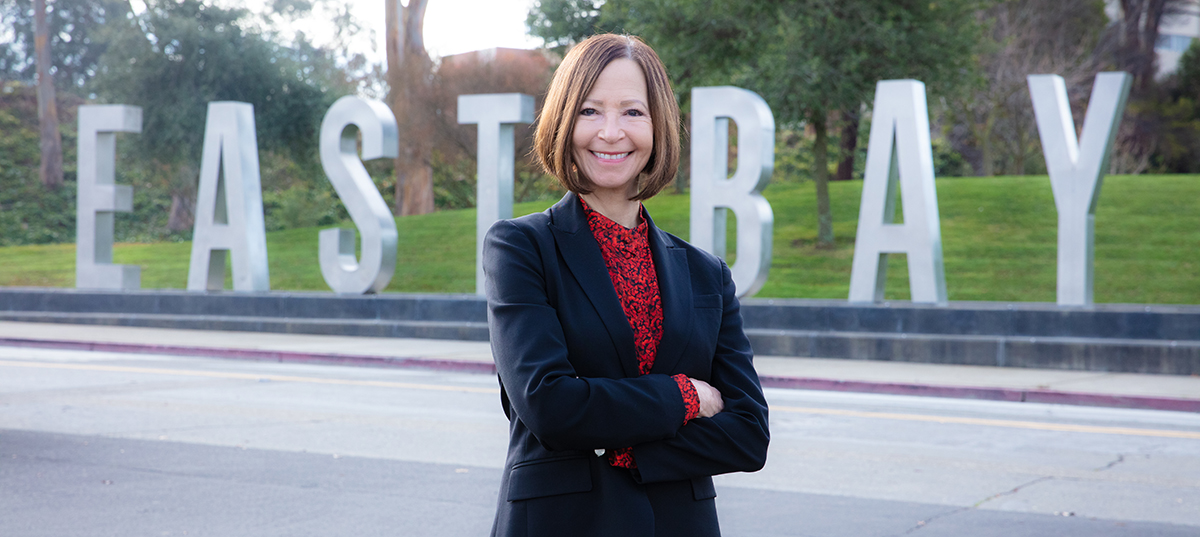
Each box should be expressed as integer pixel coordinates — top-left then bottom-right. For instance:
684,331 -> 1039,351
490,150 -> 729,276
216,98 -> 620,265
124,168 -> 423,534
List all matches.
483,192 -> 769,537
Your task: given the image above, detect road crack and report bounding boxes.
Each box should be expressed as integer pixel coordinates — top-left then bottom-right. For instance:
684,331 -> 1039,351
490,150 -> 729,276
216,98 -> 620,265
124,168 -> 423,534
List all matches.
901,506 -> 971,535
901,476 -> 1055,534
974,476 -> 1054,507
1096,454 -> 1125,471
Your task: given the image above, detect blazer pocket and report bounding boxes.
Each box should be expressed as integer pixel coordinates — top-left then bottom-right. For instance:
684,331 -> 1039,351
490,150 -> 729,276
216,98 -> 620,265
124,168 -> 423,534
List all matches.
690,476 -> 717,500
694,294 -> 722,309
507,456 -> 592,501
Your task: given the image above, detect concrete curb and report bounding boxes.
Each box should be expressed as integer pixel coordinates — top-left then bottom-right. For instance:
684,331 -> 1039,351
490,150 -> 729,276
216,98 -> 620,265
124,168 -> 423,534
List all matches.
757,376 -> 1200,413
5,336 -> 1198,414
0,337 -> 498,374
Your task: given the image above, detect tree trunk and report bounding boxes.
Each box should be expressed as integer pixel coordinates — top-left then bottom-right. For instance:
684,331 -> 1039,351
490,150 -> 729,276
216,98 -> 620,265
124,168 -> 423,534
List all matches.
1120,0 -> 1174,91
34,0 -> 63,190
387,0 -> 435,216
980,112 -> 996,177
813,113 -> 834,248
1014,126 -> 1027,175
834,108 -> 859,181
167,192 -> 195,232
1139,0 -> 1168,90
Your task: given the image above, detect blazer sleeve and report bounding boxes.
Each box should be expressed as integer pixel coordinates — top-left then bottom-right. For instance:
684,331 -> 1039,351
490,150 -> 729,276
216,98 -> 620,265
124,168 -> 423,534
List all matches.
484,219 -> 690,452
631,260 -> 770,483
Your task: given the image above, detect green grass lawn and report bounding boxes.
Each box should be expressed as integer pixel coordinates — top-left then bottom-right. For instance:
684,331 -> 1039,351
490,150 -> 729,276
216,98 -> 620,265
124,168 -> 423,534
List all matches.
2,174 -> 1197,304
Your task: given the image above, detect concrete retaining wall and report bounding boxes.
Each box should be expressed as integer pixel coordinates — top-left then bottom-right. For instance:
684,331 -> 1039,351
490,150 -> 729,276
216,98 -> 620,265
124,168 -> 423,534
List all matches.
1,288 -> 1196,375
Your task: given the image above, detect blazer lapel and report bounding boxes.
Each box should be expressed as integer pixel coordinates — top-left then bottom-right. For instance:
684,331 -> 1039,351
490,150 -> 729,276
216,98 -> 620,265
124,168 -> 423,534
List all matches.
646,211 -> 694,376
548,193 -> 641,378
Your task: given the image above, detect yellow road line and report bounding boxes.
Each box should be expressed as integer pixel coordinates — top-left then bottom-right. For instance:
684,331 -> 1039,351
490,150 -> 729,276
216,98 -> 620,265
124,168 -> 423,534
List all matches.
772,405 -> 1200,440
0,359 -> 498,395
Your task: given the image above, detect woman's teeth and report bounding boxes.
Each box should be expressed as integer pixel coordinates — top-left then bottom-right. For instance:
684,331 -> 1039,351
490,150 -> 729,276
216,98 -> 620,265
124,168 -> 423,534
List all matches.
594,151 -> 630,160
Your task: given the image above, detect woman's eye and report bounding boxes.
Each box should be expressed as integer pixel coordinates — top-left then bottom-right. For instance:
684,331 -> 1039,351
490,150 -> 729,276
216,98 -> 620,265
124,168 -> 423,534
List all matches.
580,108 -> 597,116
626,109 -> 645,117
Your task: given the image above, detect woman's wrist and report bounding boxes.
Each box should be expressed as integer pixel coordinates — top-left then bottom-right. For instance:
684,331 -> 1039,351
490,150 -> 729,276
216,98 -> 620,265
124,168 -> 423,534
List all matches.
672,373 -> 701,424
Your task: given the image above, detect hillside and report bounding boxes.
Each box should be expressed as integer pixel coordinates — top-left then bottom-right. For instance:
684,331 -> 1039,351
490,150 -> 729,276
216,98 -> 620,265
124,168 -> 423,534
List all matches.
2,174 -> 1197,304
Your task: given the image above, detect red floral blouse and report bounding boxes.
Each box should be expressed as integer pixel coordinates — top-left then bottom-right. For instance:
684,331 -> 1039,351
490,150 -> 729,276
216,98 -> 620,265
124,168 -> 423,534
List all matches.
580,198 -> 701,469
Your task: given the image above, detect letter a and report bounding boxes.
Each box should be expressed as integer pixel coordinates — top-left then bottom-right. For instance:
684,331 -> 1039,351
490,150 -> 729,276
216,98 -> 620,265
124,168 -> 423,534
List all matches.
457,93 -> 535,296
187,102 -> 270,292
849,80 -> 947,304
689,87 -> 774,298
76,105 -> 141,290
1028,72 -> 1131,307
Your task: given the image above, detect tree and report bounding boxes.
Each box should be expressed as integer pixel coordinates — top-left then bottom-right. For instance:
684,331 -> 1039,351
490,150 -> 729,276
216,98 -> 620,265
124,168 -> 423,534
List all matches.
526,0 -> 606,55
1,0 -> 130,189
1116,39 -> 1200,174
530,0 -> 984,248
386,0 -> 435,216
1118,0 -> 1190,92
1109,0 -> 1192,173
947,0 -> 1111,177
1178,39 -> 1200,98
91,0 -> 344,231
33,0 -> 62,189
834,109 -> 860,182
434,48 -> 556,208
0,0 -> 129,91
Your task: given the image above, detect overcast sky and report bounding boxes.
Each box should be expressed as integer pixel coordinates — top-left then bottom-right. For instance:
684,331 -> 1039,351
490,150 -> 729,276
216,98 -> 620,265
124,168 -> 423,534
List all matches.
305,0 -> 543,62
130,0 -> 544,63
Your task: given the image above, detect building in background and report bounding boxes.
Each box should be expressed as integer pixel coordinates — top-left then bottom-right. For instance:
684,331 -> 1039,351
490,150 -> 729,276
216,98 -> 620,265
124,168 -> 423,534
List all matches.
1155,0 -> 1200,75
1106,0 -> 1200,77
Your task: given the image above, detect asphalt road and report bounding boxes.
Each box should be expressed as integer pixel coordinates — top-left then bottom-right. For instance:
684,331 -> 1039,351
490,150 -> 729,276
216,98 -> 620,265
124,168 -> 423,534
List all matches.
2,345 -> 1199,536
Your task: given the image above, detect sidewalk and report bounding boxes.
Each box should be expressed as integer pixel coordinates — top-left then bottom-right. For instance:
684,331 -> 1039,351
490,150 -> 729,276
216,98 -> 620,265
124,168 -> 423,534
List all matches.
1,321 -> 1197,412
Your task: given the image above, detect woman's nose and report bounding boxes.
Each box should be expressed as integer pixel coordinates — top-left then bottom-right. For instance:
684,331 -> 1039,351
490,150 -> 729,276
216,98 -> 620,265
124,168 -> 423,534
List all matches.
597,116 -> 624,142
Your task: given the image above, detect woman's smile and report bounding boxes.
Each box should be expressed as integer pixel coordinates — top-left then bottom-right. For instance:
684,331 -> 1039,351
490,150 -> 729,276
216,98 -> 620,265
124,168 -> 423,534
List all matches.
592,151 -> 631,161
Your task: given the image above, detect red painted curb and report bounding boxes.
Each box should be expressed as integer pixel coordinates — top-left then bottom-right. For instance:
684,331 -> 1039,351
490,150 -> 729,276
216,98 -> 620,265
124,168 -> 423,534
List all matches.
758,375 -> 1200,413
3,337 -> 1197,413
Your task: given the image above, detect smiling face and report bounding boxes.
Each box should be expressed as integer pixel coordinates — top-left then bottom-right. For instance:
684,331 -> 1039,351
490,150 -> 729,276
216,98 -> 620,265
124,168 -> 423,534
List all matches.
571,58 -> 654,199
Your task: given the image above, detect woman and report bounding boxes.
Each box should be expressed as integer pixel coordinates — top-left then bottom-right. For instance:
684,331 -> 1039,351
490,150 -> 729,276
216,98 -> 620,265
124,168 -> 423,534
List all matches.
483,34 -> 769,537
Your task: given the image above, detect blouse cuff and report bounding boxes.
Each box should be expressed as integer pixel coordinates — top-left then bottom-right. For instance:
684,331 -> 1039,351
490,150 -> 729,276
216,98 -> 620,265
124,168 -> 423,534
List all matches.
673,373 -> 701,424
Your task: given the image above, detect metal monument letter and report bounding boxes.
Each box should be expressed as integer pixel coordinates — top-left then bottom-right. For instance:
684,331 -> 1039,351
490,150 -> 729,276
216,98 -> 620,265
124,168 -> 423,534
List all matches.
689,87 -> 775,298
75,105 -> 142,290
457,93 -> 535,295
1028,72 -> 1132,307
187,102 -> 271,292
318,96 -> 400,294
849,80 -> 947,304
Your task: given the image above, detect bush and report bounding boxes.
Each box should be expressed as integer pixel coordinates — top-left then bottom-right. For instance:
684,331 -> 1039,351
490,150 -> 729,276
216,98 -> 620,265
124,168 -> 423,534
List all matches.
0,85 -> 78,246
932,137 -> 972,178
262,184 -> 345,232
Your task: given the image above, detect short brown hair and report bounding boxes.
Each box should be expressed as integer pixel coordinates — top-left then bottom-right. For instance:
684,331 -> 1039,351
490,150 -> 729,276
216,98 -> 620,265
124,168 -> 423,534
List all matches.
533,34 -> 681,201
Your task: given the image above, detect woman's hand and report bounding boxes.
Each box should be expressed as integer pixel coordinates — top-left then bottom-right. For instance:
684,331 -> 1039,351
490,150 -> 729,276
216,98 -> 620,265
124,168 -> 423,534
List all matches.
689,378 -> 724,418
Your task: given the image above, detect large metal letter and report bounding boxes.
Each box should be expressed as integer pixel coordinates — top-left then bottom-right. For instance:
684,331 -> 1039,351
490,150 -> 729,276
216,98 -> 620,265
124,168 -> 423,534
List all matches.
457,93 -> 535,295
849,80 -> 947,304
75,105 -> 141,290
1028,72 -> 1131,307
187,102 -> 270,292
689,87 -> 774,298
318,96 -> 399,294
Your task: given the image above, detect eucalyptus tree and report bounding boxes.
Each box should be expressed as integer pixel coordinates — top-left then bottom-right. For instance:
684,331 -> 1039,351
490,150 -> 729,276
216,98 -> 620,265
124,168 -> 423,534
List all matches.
0,0 -> 127,189
386,0 -> 434,216
0,0 -> 129,91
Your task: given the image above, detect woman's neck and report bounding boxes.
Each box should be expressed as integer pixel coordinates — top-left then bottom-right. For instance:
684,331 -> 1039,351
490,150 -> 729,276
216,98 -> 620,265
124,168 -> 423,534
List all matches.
581,191 -> 642,229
